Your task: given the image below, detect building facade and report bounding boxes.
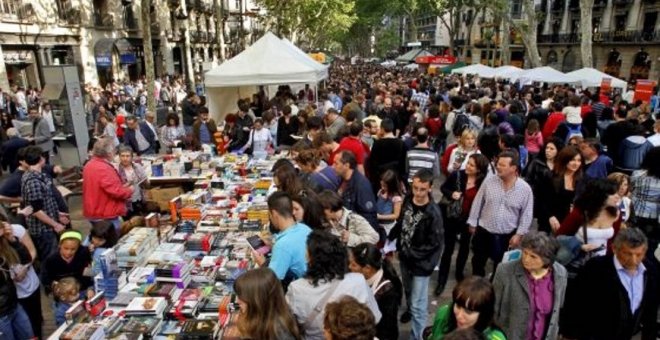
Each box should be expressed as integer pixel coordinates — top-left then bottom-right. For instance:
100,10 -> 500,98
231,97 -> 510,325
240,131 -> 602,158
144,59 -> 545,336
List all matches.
536,0 -> 659,83
0,0 -> 263,89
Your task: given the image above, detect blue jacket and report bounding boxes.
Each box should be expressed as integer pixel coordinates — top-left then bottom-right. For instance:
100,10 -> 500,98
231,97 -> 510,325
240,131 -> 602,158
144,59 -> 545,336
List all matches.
124,122 -> 156,155
341,170 -> 379,230
619,136 -> 653,170
584,154 -> 613,179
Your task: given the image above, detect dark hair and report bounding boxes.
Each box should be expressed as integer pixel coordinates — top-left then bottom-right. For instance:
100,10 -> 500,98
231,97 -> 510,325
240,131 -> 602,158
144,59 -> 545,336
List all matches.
197,106 -> 209,115
573,178 -> 618,222
337,150 -> 357,170
538,137 -> 565,162
469,153 -> 490,187
600,107 -> 614,120
350,243 -> 403,299
640,147 -> 660,178
553,146 -> 583,179
380,118 -> 395,133
267,191 -> 294,219
446,277 -> 498,333
294,149 -> 322,169
317,190 -> 345,212
450,96 -> 463,109
413,168 -> 434,185
305,230 -> 348,286
17,146 -> 30,162
520,231 -> 560,268
166,113 -> 180,126
234,268 -> 301,340
282,105 -> 292,116
416,126 -> 429,144
380,170 -> 402,197
274,165 -> 305,197
24,146 -> 44,166
312,131 -> 334,148
307,116 -> 324,130
271,158 -> 295,173
498,149 -> 520,171
428,105 -> 440,118
349,121 -> 363,137
323,296 -> 376,340
90,220 -> 119,248
291,191 -> 325,230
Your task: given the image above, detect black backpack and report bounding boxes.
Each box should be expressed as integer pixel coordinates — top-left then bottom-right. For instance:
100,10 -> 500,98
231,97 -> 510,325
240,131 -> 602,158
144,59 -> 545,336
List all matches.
452,110 -> 472,137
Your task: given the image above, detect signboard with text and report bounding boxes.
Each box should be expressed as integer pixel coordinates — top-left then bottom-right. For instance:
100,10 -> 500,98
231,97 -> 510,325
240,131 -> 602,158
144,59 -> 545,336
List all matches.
95,55 -> 112,67
633,79 -> 656,104
415,55 -> 457,65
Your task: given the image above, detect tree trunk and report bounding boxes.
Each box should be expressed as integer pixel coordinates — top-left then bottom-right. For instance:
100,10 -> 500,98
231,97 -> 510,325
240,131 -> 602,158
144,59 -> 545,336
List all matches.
181,0 -> 195,91
141,0 -> 156,113
214,0 -> 226,62
521,0 -> 541,68
501,18 -> 511,65
579,0 -> 594,68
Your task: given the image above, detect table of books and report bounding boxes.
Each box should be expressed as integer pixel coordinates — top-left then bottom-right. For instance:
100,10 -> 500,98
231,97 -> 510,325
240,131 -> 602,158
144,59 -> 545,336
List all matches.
48,153 -> 280,340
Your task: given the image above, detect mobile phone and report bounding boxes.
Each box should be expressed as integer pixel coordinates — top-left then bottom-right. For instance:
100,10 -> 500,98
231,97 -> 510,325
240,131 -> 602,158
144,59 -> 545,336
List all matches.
246,235 -> 271,255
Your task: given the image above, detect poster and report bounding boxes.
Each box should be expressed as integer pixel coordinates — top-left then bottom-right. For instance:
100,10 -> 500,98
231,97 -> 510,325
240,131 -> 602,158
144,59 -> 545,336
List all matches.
633,79 -> 656,104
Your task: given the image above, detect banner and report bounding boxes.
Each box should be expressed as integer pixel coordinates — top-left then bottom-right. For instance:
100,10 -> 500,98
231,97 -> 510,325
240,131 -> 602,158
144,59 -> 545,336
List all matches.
415,55 -> 457,65
633,79 -> 656,104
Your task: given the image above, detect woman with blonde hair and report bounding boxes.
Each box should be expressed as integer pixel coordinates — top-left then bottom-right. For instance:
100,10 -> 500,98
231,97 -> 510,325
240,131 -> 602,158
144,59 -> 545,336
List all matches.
447,129 -> 480,173
234,268 -> 301,340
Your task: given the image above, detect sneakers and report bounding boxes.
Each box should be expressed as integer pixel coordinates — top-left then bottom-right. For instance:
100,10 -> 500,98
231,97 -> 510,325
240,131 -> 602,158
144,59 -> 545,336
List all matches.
400,310 -> 412,323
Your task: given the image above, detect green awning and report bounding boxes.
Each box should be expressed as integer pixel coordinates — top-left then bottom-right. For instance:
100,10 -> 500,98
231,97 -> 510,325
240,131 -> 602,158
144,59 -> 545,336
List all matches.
438,61 -> 466,74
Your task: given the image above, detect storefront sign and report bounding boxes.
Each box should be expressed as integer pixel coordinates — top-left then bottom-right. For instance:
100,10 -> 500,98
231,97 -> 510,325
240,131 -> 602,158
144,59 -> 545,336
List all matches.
120,53 -> 137,65
633,79 -> 656,103
96,55 -> 112,67
415,55 -> 457,65
3,51 -> 34,64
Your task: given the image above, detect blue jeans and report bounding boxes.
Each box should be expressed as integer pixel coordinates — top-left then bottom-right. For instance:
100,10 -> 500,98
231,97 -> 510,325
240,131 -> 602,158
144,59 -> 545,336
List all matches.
0,304 -> 34,340
400,261 -> 430,340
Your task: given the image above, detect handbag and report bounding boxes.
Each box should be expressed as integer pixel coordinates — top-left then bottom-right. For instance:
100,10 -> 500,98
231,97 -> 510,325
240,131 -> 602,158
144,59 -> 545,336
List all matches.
446,172 -> 464,219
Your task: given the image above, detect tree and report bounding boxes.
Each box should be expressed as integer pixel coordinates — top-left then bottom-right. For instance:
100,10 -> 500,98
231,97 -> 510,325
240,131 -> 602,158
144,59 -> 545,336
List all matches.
579,0 -> 594,68
485,0 -> 541,67
255,0 -> 356,49
141,0 -> 156,113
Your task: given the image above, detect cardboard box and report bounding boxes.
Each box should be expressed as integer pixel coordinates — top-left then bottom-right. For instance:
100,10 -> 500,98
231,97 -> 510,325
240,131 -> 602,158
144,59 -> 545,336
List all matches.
146,186 -> 184,211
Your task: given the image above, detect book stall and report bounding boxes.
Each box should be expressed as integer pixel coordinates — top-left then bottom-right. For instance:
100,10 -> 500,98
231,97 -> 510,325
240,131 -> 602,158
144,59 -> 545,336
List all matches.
48,152 -> 282,340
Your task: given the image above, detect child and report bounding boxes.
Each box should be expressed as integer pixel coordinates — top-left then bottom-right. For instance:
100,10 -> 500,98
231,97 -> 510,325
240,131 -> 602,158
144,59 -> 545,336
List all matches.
41,230 -> 92,325
86,221 -> 119,277
376,170 -> 403,237
525,119 -> 543,159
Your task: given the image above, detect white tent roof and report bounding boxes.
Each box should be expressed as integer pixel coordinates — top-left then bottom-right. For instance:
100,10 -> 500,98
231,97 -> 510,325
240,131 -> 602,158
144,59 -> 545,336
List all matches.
205,32 -> 328,87
511,66 -> 579,84
487,65 -> 524,79
280,38 -> 329,77
565,67 -> 628,89
451,64 -> 496,77
396,49 -> 433,62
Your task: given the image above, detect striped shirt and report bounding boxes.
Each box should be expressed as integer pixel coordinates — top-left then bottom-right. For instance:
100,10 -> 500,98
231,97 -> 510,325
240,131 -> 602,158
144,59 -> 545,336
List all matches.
467,175 -> 534,235
405,147 -> 440,182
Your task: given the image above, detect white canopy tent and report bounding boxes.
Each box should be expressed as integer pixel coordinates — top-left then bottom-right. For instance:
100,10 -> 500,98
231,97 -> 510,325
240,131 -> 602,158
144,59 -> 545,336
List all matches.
565,67 -> 628,89
451,64 -> 496,77
204,32 -> 328,120
487,65 -> 524,79
510,66 -> 579,84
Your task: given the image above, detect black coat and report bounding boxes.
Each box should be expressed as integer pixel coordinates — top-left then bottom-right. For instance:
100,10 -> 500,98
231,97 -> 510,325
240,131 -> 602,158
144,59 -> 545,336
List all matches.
574,255 -> 659,340
366,137 -> 406,193
341,171 -> 378,229
389,195 -> 444,276
375,266 -> 403,340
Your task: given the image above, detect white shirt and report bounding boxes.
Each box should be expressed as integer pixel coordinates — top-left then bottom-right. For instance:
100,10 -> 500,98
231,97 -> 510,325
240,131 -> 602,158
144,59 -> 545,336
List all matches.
11,225 -> 40,299
41,109 -> 56,133
647,133 -> 660,147
146,121 -> 158,141
286,273 -> 382,340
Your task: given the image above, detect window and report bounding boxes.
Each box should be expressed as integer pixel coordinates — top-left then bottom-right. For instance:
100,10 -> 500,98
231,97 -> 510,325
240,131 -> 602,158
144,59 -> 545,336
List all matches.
511,0 -> 523,19
615,14 -> 626,31
592,17 -> 600,33
0,0 -> 18,17
234,0 -> 241,11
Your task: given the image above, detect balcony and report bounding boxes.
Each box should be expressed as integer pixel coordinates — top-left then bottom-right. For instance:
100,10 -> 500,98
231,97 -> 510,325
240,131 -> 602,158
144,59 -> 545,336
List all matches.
59,7 -> 80,25
568,0 -> 579,11
124,17 -> 138,31
538,30 -> 660,44
454,39 -> 466,46
538,33 -> 580,44
593,0 -> 606,8
200,31 -> 208,42
190,30 -> 201,43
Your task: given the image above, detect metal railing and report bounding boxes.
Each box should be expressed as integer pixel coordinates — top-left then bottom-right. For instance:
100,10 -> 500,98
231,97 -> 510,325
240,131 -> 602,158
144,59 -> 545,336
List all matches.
538,30 -> 660,44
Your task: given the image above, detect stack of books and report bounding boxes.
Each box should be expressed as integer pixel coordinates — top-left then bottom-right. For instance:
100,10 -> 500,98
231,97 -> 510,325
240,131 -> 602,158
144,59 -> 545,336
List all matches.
180,320 -> 220,340
125,297 -> 169,317
154,261 -> 194,288
119,316 -> 164,338
84,291 -> 106,317
115,228 -> 159,269
186,233 -> 216,253
59,322 -> 104,340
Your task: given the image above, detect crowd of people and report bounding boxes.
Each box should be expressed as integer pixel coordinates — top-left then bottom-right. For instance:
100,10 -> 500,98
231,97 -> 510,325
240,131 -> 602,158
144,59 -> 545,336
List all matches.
0,61 -> 658,340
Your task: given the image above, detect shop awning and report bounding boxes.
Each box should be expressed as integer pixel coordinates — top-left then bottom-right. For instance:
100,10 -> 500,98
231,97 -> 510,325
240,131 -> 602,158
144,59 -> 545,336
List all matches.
41,83 -> 65,100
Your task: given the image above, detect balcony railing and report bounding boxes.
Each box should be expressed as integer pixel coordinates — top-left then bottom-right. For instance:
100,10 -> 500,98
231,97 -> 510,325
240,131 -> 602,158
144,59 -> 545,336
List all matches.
538,30 -> 660,44
613,0 -> 633,5
94,13 -> 114,28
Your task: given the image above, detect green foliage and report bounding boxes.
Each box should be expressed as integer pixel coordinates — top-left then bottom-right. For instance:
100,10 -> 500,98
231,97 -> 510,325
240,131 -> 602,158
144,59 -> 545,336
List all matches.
374,25 -> 400,58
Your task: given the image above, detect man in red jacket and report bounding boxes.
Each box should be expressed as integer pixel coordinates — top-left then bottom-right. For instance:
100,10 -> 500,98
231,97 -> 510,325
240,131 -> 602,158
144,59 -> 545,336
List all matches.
83,137 -> 133,235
